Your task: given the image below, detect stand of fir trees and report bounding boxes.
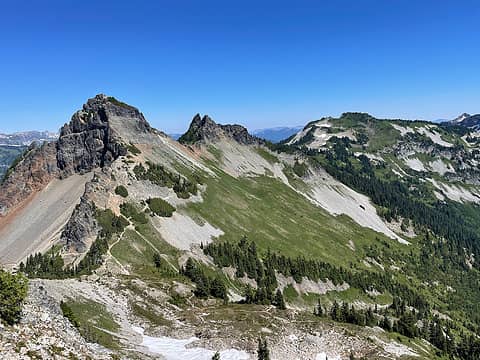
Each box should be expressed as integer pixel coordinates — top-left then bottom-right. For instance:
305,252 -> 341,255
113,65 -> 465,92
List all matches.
312,296 -> 475,358
203,237 -> 426,311
181,258 -> 228,301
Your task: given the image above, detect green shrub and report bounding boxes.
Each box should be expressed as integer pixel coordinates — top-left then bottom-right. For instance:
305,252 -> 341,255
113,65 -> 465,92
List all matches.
0,271 -> 28,325
107,96 -> 135,110
120,203 -> 148,224
96,209 -> 129,237
126,143 -> 141,155
148,198 -> 176,217
293,161 -> 308,177
115,185 -> 128,198
60,301 -> 79,328
133,162 -> 197,199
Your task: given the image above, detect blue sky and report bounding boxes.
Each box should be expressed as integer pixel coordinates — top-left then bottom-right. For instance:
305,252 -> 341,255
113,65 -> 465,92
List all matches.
0,0 -> 479,133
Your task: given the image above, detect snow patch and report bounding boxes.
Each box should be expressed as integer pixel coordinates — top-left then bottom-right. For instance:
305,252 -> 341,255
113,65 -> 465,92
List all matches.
133,327 -> 250,360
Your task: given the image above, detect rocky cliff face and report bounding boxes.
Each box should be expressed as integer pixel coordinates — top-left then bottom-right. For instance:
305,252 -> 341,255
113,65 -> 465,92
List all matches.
0,142 -> 58,216
60,197 -> 98,254
179,114 -> 262,145
57,94 -> 151,176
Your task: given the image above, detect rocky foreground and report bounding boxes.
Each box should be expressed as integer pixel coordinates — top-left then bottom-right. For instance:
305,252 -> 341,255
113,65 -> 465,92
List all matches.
0,275 -> 423,360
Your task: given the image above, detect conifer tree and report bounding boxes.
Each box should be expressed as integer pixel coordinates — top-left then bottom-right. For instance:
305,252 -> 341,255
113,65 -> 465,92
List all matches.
314,298 -> 323,317
257,338 -> 270,360
273,289 -> 286,310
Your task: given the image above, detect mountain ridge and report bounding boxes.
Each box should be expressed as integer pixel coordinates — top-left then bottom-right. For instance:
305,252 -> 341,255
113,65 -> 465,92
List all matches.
2,96 -> 480,359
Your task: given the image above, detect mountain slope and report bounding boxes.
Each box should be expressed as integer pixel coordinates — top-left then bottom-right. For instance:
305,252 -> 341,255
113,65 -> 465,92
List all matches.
2,99 -> 480,359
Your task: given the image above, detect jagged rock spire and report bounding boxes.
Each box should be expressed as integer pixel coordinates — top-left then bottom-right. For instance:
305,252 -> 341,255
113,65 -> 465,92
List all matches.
179,114 -> 262,145
57,95 -> 152,175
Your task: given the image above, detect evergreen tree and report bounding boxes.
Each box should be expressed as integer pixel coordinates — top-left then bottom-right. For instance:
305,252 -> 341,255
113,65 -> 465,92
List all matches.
314,298 -> 323,317
330,300 -> 340,321
273,289 -> 286,310
257,338 -> 270,360
0,271 -> 28,325
381,315 -> 392,332
153,252 -> 162,268
212,351 -> 221,360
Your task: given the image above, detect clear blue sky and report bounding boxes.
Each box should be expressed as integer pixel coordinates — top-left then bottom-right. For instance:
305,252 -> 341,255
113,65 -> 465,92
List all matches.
1,0 -> 479,133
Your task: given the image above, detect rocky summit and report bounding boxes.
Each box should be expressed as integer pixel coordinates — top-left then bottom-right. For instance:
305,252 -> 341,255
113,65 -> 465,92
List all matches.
57,94 -> 152,176
179,113 -> 262,145
2,96 -> 480,359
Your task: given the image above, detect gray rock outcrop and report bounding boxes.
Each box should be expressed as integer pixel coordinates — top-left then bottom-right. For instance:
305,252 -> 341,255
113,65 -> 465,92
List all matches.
179,114 -> 262,145
60,197 -> 98,253
57,94 -> 151,176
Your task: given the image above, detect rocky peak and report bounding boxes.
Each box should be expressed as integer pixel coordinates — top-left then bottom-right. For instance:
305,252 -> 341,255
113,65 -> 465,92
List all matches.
452,113 -> 471,124
179,114 -> 261,145
446,113 -> 480,129
0,95 -> 153,216
57,94 -> 152,175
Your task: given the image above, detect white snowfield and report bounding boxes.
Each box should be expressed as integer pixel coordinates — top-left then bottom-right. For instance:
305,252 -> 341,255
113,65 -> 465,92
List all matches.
305,169 -> 408,244
133,326 -> 250,360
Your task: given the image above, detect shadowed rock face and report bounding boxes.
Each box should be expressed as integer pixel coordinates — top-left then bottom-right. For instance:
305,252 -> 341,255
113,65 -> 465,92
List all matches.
57,94 -> 151,176
60,197 -> 98,254
179,114 -> 262,145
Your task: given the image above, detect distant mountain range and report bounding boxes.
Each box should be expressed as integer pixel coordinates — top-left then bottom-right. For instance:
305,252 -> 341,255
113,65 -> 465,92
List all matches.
444,113 -> 480,129
251,126 -> 303,142
0,130 -> 57,146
